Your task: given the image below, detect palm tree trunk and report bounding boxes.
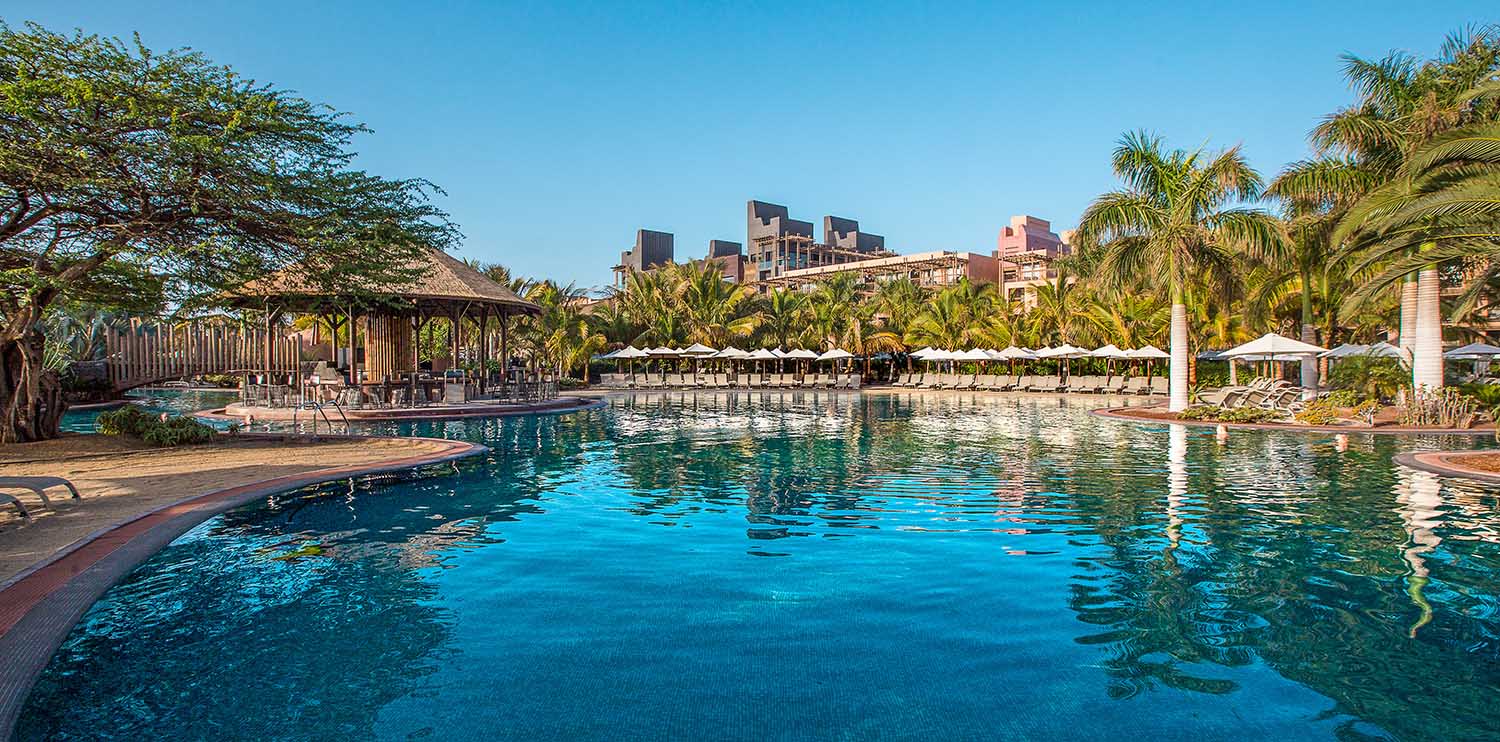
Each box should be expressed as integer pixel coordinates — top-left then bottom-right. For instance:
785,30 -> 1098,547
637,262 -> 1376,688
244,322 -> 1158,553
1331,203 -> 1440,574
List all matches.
1412,265 -> 1444,391
1399,275 -> 1417,360
1169,302 -> 1189,412
1299,270 -> 1318,398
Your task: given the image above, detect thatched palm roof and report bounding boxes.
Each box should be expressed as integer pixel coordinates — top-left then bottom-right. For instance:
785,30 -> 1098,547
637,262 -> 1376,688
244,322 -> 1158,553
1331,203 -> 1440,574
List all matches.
232,248 -> 540,315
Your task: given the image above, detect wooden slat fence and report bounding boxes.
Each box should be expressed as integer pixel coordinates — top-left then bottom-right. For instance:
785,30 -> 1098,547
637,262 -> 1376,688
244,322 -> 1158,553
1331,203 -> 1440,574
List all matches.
104,321 -> 303,391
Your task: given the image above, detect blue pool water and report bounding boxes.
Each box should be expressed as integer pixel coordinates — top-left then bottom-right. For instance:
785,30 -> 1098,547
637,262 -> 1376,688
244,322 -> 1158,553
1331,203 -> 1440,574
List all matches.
18,392 -> 1500,740
61,388 -> 239,433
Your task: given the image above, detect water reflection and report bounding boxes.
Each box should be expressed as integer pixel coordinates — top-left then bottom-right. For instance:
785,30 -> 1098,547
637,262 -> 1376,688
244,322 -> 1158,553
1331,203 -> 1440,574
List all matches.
20,390 -> 1500,740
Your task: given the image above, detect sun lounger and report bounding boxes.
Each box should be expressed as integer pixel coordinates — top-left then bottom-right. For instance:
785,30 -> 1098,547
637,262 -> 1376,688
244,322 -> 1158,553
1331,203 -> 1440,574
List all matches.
1028,375 -> 1066,392
1095,377 -> 1125,394
901,373 -> 923,388
1065,375 -> 1096,393
953,374 -> 977,390
0,476 -> 82,513
1148,378 -> 1169,395
800,374 -> 819,388
1121,377 -> 1149,394
821,374 -> 837,389
890,372 -> 907,387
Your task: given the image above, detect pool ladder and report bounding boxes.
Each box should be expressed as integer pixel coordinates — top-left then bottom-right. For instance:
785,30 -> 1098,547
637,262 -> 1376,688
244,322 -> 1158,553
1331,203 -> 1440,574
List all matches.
291,399 -> 350,435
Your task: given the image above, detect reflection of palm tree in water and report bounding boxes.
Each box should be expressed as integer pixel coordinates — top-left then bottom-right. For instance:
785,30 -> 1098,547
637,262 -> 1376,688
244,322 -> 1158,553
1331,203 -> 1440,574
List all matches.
1396,469 -> 1444,638
1167,424 -> 1187,550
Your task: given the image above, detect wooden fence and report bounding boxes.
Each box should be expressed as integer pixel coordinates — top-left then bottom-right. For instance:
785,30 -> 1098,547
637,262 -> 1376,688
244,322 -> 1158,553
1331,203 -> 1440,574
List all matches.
104,321 -> 304,391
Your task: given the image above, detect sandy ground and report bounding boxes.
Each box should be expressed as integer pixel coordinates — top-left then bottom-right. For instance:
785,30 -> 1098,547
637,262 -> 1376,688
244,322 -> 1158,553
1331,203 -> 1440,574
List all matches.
1444,452 -> 1500,473
0,434 -> 455,584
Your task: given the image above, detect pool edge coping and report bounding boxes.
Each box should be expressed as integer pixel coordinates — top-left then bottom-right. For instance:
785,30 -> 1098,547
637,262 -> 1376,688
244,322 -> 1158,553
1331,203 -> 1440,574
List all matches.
1394,451 -> 1500,483
0,434 -> 487,740
1090,406 -> 1496,436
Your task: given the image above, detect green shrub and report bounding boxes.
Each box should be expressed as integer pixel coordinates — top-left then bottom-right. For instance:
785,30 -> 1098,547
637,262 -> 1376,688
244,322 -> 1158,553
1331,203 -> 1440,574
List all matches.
97,406 -> 217,446
1328,355 -> 1407,402
1322,389 -> 1363,407
1294,398 -> 1341,425
1178,405 -> 1284,423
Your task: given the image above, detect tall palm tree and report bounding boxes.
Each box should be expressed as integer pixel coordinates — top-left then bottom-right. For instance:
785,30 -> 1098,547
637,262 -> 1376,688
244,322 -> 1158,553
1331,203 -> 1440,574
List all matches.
675,261 -> 758,347
806,273 -> 864,350
1335,120 -> 1500,390
1077,131 -> 1282,411
1308,27 -> 1500,390
759,288 -> 807,349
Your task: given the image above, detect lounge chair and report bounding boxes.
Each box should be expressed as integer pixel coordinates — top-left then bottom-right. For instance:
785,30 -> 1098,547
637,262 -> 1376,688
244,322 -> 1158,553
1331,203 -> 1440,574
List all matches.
974,374 -> 997,390
1148,378 -> 1169,396
900,372 -> 923,388
1028,375 -> 1066,392
821,374 -> 837,389
800,374 -> 820,389
846,374 -> 862,390
1065,375 -> 1097,393
1121,377 -> 1150,395
890,372 -> 907,387
1094,376 -> 1125,395
748,374 -> 763,389
953,374 -> 977,390
0,475 -> 82,516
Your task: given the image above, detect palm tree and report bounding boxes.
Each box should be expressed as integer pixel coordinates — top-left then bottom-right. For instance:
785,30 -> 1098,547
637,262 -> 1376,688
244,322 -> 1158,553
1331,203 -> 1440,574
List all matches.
1335,120 -> 1500,390
1030,270 -> 1087,346
1309,27 -> 1500,390
675,261 -> 758,347
1077,131 -> 1282,411
759,288 -> 807,349
806,273 -> 863,350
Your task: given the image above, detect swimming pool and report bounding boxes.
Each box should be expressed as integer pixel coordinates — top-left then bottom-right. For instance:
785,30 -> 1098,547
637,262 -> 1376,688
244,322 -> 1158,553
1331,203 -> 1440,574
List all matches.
17,392 -> 1500,739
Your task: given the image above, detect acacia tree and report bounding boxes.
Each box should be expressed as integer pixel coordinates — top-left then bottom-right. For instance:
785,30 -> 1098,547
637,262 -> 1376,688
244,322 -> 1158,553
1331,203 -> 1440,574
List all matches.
0,24 -> 454,441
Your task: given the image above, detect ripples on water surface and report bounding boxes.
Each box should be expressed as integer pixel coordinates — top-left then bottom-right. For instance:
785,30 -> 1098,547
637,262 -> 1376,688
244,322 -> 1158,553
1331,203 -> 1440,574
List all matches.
19,391 -> 1500,740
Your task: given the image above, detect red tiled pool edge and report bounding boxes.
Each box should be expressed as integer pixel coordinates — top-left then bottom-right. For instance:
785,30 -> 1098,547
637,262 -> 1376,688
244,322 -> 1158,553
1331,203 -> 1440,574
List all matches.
1090,405 -> 1496,436
0,435 -> 486,740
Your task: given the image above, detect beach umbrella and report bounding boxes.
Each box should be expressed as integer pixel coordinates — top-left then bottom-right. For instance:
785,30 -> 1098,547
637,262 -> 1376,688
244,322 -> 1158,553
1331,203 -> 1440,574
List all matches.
817,348 -> 854,361
1318,343 -> 1369,359
714,346 -> 748,359
1091,344 -> 1127,377
994,346 -> 1037,360
1366,341 -> 1405,359
1443,342 -> 1500,360
1220,333 -> 1326,358
955,348 -> 992,362
911,346 -> 937,359
745,348 -> 778,360
1220,333 -> 1325,397
1126,345 -> 1171,360
598,348 -> 620,360
682,343 -> 717,356
614,345 -> 648,377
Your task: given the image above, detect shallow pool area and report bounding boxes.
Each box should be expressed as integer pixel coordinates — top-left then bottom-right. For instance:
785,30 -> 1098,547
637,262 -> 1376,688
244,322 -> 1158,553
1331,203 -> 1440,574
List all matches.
18,391 -> 1500,740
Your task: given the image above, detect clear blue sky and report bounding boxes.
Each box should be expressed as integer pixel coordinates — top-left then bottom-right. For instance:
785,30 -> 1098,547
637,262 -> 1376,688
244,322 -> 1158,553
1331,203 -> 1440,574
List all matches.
9,1 -> 1495,290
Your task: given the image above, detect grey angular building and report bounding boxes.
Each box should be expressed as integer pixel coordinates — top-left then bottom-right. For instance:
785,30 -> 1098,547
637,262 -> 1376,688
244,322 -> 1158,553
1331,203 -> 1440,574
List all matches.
823,216 -> 885,253
746,200 -> 888,282
613,229 -> 675,285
